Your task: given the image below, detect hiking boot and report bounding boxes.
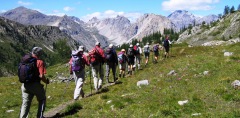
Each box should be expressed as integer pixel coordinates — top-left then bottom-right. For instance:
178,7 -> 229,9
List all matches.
81,91 -> 85,98
99,85 -> 102,89
119,74 -> 121,78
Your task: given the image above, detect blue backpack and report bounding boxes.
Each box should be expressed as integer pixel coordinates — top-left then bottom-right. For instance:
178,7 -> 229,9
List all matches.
71,53 -> 83,71
153,45 -> 158,52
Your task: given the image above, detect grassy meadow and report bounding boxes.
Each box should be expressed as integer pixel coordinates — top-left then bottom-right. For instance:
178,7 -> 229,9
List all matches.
0,43 -> 240,118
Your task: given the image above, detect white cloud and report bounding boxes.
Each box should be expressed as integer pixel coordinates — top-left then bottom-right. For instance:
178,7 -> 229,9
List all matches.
63,6 -> 74,12
162,0 -> 219,11
18,1 -> 32,6
81,10 -> 142,23
0,10 -> 6,13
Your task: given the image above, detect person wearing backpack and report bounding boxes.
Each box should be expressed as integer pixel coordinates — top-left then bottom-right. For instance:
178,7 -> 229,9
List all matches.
105,44 -> 118,83
143,42 -> 150,67
163,36 -> 172,58
69,46 -> 90,100
127,44 -> 135,75
153,44 -> 160,63
117,49 -> 127,78
88,42 -> 105,91
19,47 -> 49,118
133,43 -> 142,70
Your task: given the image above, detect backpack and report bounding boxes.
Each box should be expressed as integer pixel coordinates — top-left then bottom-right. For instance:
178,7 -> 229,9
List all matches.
18,54 -> 39,83
71,53 -> 83,71
105,48 -> 114,61
134,45 -> 140,54
153,45 -> 158,52
144,46 -> 149,53
127,48 -> 134,56
117,52 -> 126,64
163,39 -> 170,47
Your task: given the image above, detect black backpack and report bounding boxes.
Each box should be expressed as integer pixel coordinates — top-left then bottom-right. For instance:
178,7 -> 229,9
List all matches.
163,39 -> 169,47
127,48 -> 134,56
18,54 -> 39,83
105,48 -> 114,61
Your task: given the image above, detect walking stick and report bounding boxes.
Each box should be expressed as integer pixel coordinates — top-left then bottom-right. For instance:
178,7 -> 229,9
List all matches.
89,66 -> 92,95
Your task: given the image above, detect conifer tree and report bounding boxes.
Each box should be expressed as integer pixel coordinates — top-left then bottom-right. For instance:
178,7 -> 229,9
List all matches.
230,6 -> 235,13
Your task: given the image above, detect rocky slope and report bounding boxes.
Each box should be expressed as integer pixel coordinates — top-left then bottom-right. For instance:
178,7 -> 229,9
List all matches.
177,11 -> 240,46
0,16 -> 76,76
0,6 -> 109,50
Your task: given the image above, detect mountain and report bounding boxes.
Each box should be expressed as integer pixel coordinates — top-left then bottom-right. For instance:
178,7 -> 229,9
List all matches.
87,15 -> 134,45
168,10 -> 219,31
0,7 -> 221,47
89,14 -> 176,44
0,6 -> 109,49
129,13 -> 176,41
177,11 -> 240,46
0,16 -> 76,76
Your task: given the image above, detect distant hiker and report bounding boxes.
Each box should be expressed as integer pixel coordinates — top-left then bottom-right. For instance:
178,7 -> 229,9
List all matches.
163,36 -> 172,58
69,46 -> 90,100
143,42 -> 150,66
118,49 -> 127,78
105,44 -> 118,83
19,47 -> 49,118
153,44 -> 160,63
133,43 -> 143,70
127,44 -> 135,75
88,42 -> 105,91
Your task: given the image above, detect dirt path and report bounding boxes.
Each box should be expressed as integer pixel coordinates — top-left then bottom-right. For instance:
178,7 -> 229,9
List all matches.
44,82 -> 116,117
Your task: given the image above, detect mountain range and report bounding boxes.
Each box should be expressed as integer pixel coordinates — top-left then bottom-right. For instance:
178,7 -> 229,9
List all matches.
0,6 -> 219,48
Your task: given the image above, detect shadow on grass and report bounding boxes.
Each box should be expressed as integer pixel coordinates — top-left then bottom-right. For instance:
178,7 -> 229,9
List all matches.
50,104 -> 82,118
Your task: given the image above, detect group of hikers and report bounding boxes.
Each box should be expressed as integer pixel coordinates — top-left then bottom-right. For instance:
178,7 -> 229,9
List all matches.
18,36 -> 172,118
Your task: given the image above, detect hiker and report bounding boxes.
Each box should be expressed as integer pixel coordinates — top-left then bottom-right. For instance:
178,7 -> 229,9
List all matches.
127,44 -> 135,75
163,36 -> 172,58
133,43 -> 142,70
88,42 -> 105,91
19,47 -> 49,118
117,49 -> 128,78
143,42 -> 150,67
105,44 -> 118,83
153,44 -> 160,63
69,46 -> 90,100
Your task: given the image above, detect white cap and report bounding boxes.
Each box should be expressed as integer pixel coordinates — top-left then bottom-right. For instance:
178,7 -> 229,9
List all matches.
136,43 -> 139,46
109,44 -> 113,48
78,46 -> 84,52
95,42 -> 100,46
130,44 -> 133,47
32,47 -> 43,56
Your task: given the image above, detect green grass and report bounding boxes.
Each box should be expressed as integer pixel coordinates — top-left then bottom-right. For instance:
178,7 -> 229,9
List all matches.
0,43 -> 240,117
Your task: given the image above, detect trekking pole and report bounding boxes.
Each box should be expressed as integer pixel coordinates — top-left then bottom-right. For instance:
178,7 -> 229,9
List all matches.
89,66 -> 92,95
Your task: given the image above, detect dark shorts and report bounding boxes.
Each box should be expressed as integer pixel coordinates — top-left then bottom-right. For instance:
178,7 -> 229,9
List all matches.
127,56 -> 135,65
144,52 -> 149,58
164,46 -> 169,53
154,51 -> 159,56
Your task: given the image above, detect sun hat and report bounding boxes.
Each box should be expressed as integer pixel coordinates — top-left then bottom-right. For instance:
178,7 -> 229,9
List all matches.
95,42 -> 100,46
32,47 -> 43,56
121,49 -> 125,52
109,44 -> 113,48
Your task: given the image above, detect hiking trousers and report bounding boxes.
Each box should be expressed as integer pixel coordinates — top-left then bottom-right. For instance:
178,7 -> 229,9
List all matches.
105,62 -> 117,82
73,69 -> 85,100
135,54 -> 141,69
20,82 -> 46,118
91,63 -> 104,90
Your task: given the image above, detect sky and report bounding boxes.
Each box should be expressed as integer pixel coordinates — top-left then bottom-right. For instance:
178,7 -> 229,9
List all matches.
0,0 -> 239,22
